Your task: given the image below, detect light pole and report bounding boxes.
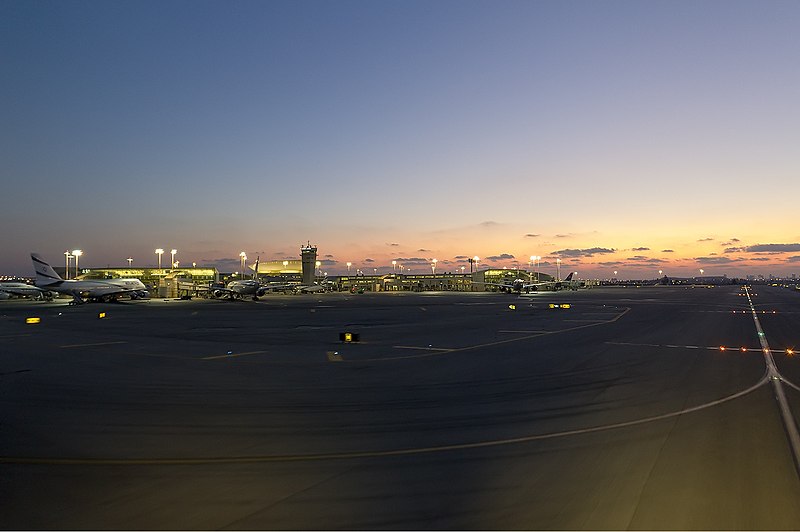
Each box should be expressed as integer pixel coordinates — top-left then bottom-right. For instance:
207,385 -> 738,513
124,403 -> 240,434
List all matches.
64,250 -> 71,280
556,258 -> 561,281
535,256 -> 541,282
170,249 -> 177,270
240,252 -> 247,277
72,250 -> 82,278
431,258 -> 438,275
700,269 -> 704,276
473,256 -> 479,272
127,257 -> 133,267
156,249 -> 164,270
282,260 -> 289,272
392,260 -> 396,273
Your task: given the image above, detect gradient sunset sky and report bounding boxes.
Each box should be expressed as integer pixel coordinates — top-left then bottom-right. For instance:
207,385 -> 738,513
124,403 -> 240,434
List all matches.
2,0 -> 799,278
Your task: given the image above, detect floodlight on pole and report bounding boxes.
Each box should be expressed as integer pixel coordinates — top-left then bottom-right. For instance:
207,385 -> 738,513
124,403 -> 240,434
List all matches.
72,250 -> 82,278
64,250 -> 71,280
431,258 -> 438,275
170,249 -> 177,270
127,257 -> 133,267
155,249 -> 164,269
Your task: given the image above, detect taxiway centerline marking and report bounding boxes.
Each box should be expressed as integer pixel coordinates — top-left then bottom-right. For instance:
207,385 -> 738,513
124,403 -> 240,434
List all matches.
744,286 -> 800,477
0,370 -> 767,466
202,350 -> 268,360
60,341 -> 127,349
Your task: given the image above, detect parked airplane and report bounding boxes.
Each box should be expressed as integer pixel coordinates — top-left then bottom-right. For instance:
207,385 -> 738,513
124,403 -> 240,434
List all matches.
479,272 -> 578,294
31,253 -> 149,304
0,282 -> 55,301
211,258 -> 293,300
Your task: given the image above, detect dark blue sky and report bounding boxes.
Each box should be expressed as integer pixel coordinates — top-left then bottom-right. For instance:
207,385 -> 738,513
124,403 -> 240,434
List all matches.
2,1 -> 800,276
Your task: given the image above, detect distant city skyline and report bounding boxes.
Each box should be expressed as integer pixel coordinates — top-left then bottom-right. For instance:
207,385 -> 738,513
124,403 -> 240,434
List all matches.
2,1 -> 799,277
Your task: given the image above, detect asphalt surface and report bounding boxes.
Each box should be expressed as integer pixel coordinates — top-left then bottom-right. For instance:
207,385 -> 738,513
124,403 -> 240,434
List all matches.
2,285 -> 800,529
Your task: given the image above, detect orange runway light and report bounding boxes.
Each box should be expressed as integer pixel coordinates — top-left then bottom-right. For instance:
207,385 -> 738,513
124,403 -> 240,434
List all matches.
741,347 -> 747,352
788,349 -> 795,356
719,346 -> 726,351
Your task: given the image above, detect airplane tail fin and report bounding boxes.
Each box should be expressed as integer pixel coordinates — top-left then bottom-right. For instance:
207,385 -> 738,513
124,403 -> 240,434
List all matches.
31,253 -> 63,286
564,272 -> 574,282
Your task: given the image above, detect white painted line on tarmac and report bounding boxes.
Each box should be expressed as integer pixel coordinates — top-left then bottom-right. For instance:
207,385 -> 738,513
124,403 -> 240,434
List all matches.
0,371 -> 768,466
202,350 -> 268,360
392,345 -> 454,352
60,341 -> 127,348
744,286 -> 800,477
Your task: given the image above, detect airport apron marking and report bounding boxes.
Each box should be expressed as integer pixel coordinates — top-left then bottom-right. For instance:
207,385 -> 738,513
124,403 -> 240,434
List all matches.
337,308 -> 631,362
744,286 -> 800,477
59,341 -> 128,348
202,350 -> 268,360
0,371 -> 767,466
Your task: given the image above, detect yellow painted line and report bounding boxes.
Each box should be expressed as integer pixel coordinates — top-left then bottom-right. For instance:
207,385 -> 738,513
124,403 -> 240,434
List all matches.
0,370 -> 767,466
60,341 -> 127,349
202,350 -> 268,360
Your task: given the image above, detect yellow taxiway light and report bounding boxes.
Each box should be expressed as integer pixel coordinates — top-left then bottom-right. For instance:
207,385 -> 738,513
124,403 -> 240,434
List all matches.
508,304 -> 516,310
25,317 -> 41,324
787,349 -> 795,356
98,312 -> 106,319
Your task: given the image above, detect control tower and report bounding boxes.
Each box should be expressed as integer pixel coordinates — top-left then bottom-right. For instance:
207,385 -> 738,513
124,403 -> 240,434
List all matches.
300,242 -> 317,286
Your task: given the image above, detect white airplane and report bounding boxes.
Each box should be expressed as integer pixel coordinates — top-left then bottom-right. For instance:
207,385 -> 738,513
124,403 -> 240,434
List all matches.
478,272 -> 578,294
31,253 -> 149,304
0,282 -> 55,301
211,258 -> 293,300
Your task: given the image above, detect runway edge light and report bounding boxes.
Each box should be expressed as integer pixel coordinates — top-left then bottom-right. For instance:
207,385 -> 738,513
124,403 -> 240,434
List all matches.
98,312 -> 106,319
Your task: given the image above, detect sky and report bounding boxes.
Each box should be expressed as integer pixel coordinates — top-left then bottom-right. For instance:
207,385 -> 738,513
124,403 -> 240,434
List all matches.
2,0 -> 799,278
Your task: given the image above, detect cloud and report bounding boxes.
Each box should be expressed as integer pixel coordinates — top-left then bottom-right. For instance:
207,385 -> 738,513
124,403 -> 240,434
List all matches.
787,256 -> 800,263
749,257 -> 770,262
319,259 -> 338,266
479,221 -> 499,227
661,249 -> 674,253
744,243 -> 800,253
485,253 -> 515,261
393,257 -> 432,265
386,242 -> 400,247
524,233 -> 540,238
694,256 -> 741,264
598,261 -> 624,266
454,255 -> 468,259
720,238 -> 741,246
418,248 -> 431,252
626,256 -> 667,263
324,254 -> 334,258
698,237 -> 715,242
552,247 -> 615,258
631,247 -> 650,251
723,247 -> 744,253
364,258 -> 375,263
554,234 -> 570,238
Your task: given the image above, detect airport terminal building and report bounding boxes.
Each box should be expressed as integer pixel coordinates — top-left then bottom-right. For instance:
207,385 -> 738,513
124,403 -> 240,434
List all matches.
73,244 -> 593,296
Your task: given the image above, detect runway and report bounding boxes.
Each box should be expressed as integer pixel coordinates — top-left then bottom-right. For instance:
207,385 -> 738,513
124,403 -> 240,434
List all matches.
2,286 -> 800,529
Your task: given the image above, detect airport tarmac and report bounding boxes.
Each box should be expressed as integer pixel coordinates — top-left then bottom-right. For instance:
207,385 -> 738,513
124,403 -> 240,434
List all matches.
2,286 -> 800,529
